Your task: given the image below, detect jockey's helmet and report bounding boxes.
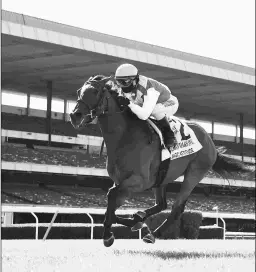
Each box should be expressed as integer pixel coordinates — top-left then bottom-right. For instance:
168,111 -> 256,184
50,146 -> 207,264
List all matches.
115,63 -> 139,93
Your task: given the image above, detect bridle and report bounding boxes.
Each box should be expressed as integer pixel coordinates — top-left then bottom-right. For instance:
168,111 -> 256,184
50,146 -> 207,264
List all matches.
76,77 -> 124,123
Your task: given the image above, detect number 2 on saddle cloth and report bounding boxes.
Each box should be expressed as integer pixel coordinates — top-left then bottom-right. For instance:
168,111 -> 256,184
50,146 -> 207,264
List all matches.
169,119 -> 191,142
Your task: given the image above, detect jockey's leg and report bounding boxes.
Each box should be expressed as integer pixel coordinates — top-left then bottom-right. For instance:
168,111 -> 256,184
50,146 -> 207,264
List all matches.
151,103 -> 178,149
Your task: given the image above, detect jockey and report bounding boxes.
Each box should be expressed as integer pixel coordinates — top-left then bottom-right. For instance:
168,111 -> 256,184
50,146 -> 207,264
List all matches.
114,63 -> 179,149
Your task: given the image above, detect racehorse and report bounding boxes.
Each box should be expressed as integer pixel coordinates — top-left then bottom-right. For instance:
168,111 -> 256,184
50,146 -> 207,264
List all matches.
70,75 -> 252,247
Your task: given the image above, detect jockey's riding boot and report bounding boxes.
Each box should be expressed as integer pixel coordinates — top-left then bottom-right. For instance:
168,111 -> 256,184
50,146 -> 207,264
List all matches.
156,116 -> 177,149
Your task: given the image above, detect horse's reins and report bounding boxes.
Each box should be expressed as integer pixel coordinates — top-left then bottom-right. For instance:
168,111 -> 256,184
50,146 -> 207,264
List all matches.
76,86 -> 105,120
75,80 -> 126,151
76,81 -> 125,122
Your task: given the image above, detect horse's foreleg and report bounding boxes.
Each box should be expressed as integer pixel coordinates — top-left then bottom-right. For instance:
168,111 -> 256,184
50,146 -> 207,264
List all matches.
131,185 -> 167,231
103,185 -> 129,246
103,174 -> 153,246
103,184 -> 140,246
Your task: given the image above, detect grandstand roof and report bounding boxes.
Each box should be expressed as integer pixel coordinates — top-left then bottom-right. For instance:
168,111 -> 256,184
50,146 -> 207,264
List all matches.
1,10 -> 255,126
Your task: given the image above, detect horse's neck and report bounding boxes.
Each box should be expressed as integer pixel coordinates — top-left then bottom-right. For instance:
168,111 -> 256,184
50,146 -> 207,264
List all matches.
98,114 -> 127,151
98,112 -> 146,156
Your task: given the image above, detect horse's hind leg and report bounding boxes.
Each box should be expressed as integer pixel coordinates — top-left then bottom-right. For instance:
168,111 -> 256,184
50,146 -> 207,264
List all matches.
152,166 -> 210,239
131,185 -> 168,231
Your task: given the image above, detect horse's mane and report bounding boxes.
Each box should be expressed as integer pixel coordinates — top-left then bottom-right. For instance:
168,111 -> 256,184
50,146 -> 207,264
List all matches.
86,74 -> 114,91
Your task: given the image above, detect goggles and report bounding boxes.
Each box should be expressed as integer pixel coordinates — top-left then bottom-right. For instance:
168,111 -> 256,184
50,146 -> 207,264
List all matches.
115,76 -> 136,88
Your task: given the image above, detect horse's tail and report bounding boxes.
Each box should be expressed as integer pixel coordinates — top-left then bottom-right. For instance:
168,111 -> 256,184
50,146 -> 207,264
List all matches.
212,153 -> 254,180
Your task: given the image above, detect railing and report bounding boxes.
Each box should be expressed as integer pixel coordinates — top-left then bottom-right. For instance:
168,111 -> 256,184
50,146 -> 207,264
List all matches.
2,160 -> 255,188
1,205 -> 143,241
211,206 -> 256,240
225,232 -> 256,239
2,204 -> 255,240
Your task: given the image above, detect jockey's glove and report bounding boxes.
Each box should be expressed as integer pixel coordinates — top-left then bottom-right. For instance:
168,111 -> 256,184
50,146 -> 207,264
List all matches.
117,96 -> 130,107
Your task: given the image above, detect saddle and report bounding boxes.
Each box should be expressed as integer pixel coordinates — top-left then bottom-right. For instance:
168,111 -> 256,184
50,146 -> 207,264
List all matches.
147,116 -> 202,161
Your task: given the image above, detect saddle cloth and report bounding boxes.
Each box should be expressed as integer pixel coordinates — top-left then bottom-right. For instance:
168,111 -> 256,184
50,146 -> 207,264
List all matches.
147,116 -> 202,161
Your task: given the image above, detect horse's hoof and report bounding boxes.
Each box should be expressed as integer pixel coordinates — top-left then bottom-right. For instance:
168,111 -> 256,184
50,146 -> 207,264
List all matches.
103,233 -> 115,247
131,221 -> 144,232
142,233 -> 155,244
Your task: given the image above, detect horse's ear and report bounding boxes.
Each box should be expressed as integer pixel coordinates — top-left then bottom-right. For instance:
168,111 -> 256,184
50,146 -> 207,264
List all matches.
101,75 -> 113,84
96,76 -> 113,89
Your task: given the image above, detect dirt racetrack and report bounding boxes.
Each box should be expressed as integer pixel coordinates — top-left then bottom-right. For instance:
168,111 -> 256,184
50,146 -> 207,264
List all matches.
2,239 -> 255,272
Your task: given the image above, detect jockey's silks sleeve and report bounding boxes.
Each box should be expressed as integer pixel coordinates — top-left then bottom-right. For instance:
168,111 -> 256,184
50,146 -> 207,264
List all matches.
128,88 -> 160,120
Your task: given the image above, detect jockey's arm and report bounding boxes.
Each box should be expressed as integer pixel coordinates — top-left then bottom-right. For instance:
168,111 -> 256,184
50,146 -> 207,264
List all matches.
128,88 -> 160,120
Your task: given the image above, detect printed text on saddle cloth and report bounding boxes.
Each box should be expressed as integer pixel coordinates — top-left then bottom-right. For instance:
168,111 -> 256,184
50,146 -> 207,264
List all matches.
166,117 -> 202,160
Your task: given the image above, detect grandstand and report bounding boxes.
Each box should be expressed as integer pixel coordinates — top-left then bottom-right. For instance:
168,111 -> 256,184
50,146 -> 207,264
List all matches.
1,9 -> 255,236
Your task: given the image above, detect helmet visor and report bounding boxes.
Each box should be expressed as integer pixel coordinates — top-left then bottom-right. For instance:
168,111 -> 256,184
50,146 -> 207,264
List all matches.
115,76 -> 136,88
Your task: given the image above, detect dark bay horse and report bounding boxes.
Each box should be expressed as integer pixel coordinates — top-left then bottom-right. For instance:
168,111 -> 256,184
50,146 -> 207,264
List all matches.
70,75 -> 252,247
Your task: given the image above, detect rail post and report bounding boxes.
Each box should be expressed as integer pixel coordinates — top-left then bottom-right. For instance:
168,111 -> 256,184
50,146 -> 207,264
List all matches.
213,206 -> 219,226
213,206 -> 226,239
85,213 -> 94,239
31,212 -> 39,240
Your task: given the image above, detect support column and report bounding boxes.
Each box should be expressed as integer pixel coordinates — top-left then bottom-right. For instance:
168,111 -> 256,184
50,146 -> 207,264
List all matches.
99,140 -> 105,157
27,93 -> 30,116
239,113 -> 244,162
64,99 -> 67,122
46,81 -> 53,145
211,121 -> 214,140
